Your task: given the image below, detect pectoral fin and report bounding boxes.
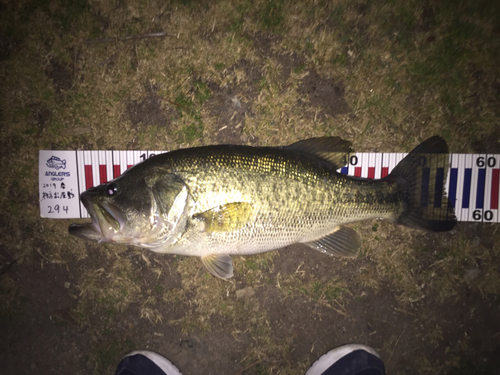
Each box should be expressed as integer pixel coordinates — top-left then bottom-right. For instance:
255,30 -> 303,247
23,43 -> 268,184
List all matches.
201,254 -> 234,279
304,226 -> 361,257
194,202 -> 252,233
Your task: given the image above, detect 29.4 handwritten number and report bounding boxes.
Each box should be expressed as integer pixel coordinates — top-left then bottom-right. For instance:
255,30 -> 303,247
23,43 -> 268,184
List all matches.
48,205 -> 69,214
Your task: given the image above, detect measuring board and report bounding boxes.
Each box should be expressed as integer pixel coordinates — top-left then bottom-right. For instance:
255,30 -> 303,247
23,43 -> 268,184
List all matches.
39,150 -> 500,223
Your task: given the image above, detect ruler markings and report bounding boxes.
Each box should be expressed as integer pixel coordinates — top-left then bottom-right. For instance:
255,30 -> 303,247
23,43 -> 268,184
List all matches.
448,166 -> 458,209
105,150 -> 113,184
434,166 -> 444,208
421,166 -> 430,207
381,152 -> 389,178
468,155 -> 479,221
39,150 -> 500,222
74,150 -> 82,219
492,168 -> 499,209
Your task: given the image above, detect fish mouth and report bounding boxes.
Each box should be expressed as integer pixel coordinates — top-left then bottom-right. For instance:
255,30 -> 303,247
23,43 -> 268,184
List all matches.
69,194 -> 125,242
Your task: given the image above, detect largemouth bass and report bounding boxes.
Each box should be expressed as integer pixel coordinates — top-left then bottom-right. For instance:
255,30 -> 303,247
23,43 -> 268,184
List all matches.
69,136 -> 456,279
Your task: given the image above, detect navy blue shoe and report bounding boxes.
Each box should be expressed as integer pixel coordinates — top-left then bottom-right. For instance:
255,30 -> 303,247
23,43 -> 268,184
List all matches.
115,350 -> 183,375
305,345 -> 386,375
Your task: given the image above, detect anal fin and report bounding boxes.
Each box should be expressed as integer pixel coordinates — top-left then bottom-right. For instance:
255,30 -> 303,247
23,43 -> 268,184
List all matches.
201,254 -> 234,279
304,226 -> 361,257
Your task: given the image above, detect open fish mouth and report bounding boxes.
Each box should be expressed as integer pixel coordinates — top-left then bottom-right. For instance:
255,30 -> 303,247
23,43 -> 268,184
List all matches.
69,195 -> 125,242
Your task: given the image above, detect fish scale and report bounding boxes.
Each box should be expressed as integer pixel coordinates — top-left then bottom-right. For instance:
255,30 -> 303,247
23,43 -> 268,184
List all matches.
68,137 -> 456,279
160,147 -> 396,254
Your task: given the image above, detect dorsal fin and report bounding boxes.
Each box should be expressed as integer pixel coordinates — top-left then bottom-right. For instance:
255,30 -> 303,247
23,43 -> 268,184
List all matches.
285,137 -> 354,169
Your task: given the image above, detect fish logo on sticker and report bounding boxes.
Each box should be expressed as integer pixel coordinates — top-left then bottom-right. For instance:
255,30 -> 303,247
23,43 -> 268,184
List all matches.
46,156 -> 67,170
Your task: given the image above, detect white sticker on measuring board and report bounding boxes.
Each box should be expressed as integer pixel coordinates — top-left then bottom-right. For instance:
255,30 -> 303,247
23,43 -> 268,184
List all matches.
39,150 -> 81,218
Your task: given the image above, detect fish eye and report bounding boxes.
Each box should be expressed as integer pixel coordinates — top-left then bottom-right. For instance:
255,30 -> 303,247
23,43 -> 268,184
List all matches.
106,183 -> 118,196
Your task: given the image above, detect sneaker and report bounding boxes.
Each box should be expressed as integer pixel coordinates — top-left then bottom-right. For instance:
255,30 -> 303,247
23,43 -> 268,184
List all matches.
305,344 -> 386,375
115,350 -> 183,375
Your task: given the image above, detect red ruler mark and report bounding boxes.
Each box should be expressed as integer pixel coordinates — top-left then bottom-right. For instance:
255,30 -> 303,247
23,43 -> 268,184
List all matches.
99,165 -> 107,184
381,167 -> 389,178
85,165 -> 93,190
368,167 -> 375,179
491,168 -> 499,210
113,165 -> 121,179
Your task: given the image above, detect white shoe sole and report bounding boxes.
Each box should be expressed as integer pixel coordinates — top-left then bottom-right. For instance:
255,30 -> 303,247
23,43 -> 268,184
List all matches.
123,350 -> 183,375
305,344 -> 382,375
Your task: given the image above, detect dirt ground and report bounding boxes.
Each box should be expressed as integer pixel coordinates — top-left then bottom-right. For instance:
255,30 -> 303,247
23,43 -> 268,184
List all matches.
3,226 -> 500,375
1,1 -> 500,374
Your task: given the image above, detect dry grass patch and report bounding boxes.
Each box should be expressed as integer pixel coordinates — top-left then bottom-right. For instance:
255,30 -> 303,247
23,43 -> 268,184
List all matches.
76,255 -> 141,316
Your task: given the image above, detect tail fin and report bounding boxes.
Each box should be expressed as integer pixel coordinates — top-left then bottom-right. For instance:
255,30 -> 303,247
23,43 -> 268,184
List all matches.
388,136 -> 457,232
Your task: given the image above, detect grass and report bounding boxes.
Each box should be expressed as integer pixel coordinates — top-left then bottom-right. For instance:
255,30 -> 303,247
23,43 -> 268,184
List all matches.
280,271 -> 351,316
76,256 -> 142,315
172,81 -> 212,144
1,0 -> 500,374
90,335 -> 136,374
